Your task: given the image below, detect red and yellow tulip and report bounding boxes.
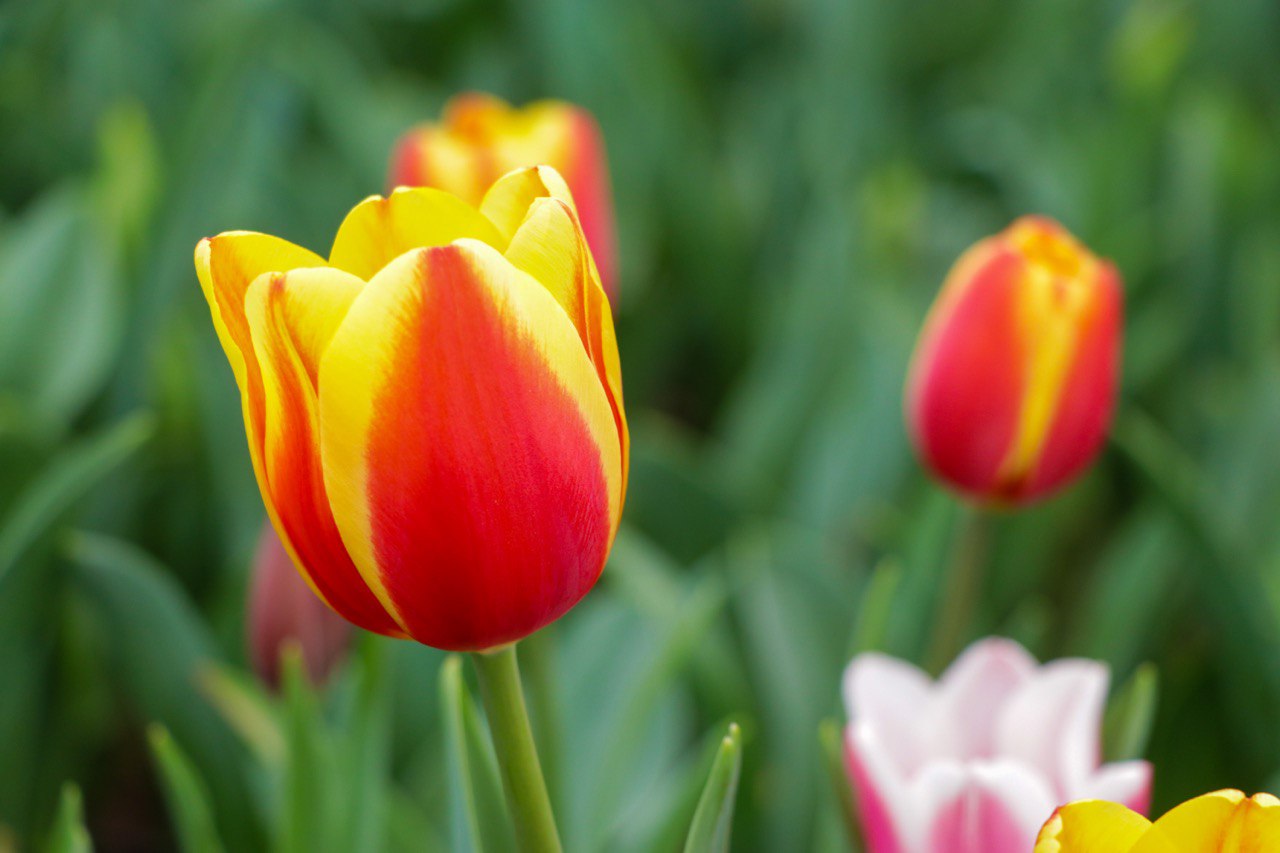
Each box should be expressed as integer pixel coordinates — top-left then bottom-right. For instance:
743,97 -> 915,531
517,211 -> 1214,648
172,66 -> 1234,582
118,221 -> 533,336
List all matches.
196,166 -> 627,652
1036,789 -> 1280,851
906,216 -> 1123,505
389,93 -> 619,300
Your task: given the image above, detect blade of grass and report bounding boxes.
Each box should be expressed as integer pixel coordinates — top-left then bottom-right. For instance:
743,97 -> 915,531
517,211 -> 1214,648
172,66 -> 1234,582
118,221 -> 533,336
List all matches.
682,723 -> 743,853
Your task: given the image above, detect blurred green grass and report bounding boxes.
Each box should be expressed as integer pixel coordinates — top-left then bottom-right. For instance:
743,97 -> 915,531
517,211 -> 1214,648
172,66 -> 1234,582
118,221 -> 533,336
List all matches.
1,0 -> 1280,849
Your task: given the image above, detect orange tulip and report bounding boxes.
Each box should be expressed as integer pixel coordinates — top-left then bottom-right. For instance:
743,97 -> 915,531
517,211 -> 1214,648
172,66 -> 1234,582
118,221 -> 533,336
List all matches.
389,93 -> 619,300
1037,789 -> 1280,851
906,216 -> 1123,505
196,166 -> 627,651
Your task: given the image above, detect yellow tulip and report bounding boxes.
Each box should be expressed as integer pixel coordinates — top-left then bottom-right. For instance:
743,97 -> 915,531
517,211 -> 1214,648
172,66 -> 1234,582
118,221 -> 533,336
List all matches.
1037,790 -> 1280,852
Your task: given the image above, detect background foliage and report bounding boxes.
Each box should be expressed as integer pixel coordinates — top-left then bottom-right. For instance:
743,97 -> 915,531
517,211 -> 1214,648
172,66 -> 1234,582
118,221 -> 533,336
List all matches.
1,0 -> 1279,849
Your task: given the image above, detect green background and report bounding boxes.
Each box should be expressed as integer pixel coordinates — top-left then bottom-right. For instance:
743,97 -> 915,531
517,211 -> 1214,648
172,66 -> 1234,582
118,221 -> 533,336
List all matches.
1,0 -> 1279,849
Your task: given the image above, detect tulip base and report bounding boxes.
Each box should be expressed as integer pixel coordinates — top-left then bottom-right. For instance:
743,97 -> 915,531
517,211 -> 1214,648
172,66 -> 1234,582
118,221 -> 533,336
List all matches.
470,644 -> 563,853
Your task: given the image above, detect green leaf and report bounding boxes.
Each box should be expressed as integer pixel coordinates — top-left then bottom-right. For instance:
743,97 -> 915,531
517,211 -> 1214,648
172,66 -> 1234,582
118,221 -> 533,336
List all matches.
633,715 -> 746,853
65,531 -> 261,851
0,414 -> 151,583
581,574 -> 726,849
439,655 -> 512,853
818,719 -> 861,852
0,188 -> 126,423
196,665 -> 284,766
1103,664 -> 1159,762
847,558 -> 902,658
682,722 -> 742,853
278,646 -> 336,853
334,640 -> 391,853
147,725 -> 225,853
43,784 -> 91,853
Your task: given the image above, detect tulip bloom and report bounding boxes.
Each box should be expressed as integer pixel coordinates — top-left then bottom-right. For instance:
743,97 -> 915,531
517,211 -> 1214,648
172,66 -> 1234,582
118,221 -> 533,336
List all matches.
843,638 -> 1150,853
196,166 -> 627,651
247,522 -> 350,688
389,93 -> 619,299
906,216 -> 1123,505
1037,790 -> 1280,852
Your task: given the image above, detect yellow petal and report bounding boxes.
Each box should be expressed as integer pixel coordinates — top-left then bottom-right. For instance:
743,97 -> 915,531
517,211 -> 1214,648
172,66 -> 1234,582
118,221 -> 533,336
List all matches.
327,188 -> 504,280
195,232 -> 326,392
1132,790 -> 1247,853
1035,800 -> 1152,853
480,165 -> 577,243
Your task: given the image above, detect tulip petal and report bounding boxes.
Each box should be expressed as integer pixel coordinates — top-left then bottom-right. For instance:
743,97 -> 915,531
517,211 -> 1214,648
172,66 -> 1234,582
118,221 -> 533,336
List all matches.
1019,261 -> 1122,497
1081,761 -> 1153,817
388,125 -> 489,201
846,723 -> 910,853
1131,789 -> 1247,853
318,241 -> 623,650
935,638 -> 1037,760
480,165 -> 576,243
244,268 -> 403,637
328,188 -> 504,281
555,107 -> 618,298
1035,800 -> 1151,853
501,193 -> 627,491
843,653 -> 932,775
195,234 -> 395,634
906,240 -> 1027,498
996,659 -> 1108,798
927,762 -> 1055,853
195,232 -> 325,413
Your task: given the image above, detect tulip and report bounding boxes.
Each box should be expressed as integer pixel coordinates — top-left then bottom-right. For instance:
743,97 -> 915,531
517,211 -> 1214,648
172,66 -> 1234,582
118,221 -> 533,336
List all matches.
843,638 -> 1150,853
389,93 -> 619,300
906,216 -> 1123,505
1037,790 -> 1280,852
195,165 -> 628,653
246,522 -> 350,688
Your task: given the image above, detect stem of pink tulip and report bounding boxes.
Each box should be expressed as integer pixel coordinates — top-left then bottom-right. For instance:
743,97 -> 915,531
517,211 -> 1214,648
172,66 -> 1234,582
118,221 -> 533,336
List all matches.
470,643 -> 563,853
927,504 -> 990,673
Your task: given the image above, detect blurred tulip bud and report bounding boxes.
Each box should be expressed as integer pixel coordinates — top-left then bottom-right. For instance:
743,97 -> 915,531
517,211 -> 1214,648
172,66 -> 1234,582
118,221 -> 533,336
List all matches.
1038,790 -> 1280,852
906,216 -> 1123,505
388,92 -> 619,300
843,638 -> 1151,853
247,523 -> 350,688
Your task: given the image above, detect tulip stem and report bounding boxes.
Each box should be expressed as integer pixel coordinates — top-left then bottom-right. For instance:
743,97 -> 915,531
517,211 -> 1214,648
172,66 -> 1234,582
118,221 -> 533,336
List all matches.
470,644 -> 563,853
927,504 -> 990,673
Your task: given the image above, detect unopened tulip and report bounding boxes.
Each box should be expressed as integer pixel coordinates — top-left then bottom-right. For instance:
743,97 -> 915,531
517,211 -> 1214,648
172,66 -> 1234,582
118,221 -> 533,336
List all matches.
196,166 -> 627,652
389,93 -> 619,299
843,638 -> 1150,853
247,522 -> 350,688
1037,790 -> 1280,852
906,216 -> 1123,505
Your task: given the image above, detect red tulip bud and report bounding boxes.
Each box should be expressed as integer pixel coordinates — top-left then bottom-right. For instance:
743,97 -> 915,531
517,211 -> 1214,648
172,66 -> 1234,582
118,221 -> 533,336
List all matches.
906,216 -> 1123,505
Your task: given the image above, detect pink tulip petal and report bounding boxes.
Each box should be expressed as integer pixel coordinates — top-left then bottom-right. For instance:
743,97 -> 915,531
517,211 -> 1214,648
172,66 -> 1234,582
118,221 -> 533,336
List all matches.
846,724 -> 907,853
934,638 -> 1037,760
995,659 -> 1108,797
1083,760 -> 1153,816
925,763 -> 1054,853
844,653 -> 933,774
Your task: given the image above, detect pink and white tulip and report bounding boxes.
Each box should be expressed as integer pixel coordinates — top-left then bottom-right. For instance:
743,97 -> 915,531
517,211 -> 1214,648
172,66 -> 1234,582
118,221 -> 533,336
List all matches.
842,638 -> 1151,853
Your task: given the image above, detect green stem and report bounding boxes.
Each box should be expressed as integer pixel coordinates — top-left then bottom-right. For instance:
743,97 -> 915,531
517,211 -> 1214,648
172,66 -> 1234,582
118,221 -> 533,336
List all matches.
927,504 -> 989,673
520,628 -> 562,813
470,644 -> 563,853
